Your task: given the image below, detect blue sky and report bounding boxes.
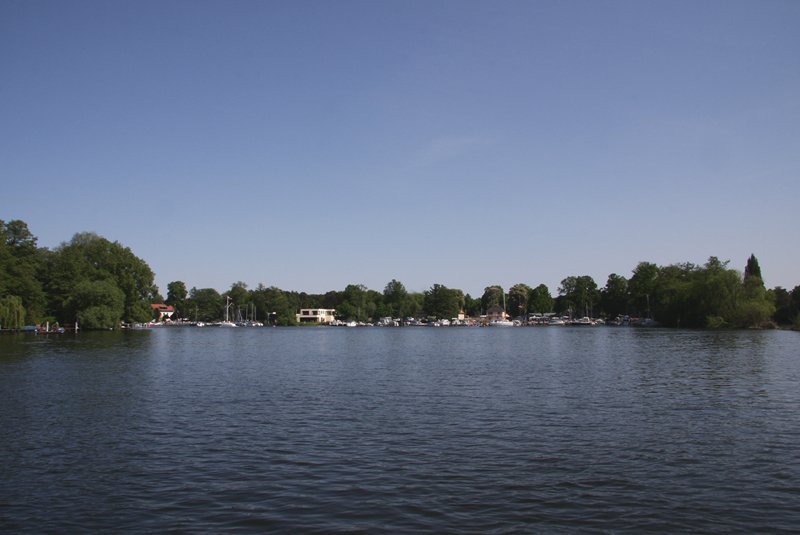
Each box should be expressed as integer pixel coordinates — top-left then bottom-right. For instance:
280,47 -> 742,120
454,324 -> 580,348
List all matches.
2,0 -> 798,297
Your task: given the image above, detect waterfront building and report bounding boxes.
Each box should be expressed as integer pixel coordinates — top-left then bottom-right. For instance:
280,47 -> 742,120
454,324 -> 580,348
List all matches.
296,308 -> 336,324
150,304 -> 175,321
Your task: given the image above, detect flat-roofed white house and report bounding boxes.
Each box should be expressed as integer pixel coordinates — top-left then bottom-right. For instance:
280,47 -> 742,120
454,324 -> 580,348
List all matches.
296,308 -> 336,324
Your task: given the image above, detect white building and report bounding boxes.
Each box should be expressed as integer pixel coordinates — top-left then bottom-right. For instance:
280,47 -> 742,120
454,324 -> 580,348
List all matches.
296,308 -> 336,324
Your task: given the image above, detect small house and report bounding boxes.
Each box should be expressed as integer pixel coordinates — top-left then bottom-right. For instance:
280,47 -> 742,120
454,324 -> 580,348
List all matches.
150,304 -> 175,321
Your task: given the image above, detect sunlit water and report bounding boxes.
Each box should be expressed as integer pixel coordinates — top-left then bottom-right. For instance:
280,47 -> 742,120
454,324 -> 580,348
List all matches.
1,327 -> 799,532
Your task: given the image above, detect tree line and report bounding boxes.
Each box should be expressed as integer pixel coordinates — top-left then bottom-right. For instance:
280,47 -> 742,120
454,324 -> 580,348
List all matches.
1,218 -> 798,330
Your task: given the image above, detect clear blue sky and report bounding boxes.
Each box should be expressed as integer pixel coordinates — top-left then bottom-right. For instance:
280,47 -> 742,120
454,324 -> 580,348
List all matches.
2,0 -> 798,297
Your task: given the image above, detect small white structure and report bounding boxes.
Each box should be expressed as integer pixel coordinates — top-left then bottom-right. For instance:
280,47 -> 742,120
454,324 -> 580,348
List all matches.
296,308 -> 336,324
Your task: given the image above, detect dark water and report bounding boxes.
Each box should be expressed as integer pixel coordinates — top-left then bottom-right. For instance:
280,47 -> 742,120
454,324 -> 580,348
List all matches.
1,327 -> 799,533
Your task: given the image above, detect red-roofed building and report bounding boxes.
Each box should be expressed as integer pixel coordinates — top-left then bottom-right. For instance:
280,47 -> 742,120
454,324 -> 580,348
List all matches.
150,304 -> 175,321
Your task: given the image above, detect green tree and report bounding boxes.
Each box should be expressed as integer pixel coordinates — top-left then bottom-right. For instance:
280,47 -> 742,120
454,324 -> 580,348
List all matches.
365,289 -> 382,321
424,284 -> 463,319
166,281 -> 188,318
383,279 -> 410,318
407,292 -> 425,319
792,286 -> 800,328
335,287 -> 377,321
693,257 -> 740,327
226,281 -> 250,320
508,283 -> 532,318
628,262 -> 658,317
599,273 -> 628,319
70,279 -> 125,330
321,290 -> 343,310
772,286 -> 800,325
187,287 -> 223,322
250,285 -> 294,325
0,225 -> 10,297
734,254 -> 774,328
652,263 -> 697,327
0,219 -> 46,323
296,292 -> 323,310
337,284 -> 374,322
528,284 -> 553,314
464,293 -> 482,317
45,232 -> 157,324
558,276 -> 598,317
744,254 -> 762,280
481,286 -> 503,313
733,297 -> 774,329
0,295 -> 26,330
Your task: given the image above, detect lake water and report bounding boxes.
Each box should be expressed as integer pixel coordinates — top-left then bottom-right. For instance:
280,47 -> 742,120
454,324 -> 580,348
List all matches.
1,327 -> 799,533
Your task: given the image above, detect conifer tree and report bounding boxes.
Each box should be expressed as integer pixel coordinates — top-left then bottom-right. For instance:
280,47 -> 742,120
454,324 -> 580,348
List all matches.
744,254 -> 762,281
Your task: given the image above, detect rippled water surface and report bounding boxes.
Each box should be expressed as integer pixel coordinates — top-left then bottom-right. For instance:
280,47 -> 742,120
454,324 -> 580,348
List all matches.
2,327 -> 799,532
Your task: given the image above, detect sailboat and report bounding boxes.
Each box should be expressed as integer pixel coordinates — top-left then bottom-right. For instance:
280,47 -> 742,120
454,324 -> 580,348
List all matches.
489,290 -> 515,327
219,296 -> 237,327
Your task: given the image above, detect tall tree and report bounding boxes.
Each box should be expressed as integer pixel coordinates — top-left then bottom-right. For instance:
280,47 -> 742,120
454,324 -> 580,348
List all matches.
744,254 -> 762,281
528,284 -> 553,314
693,257 -> 740,327
481,286 -> 503,313
0,219 -> 46,323
735,254 -> 773,328
383,279 -> 410,318
424,284 -> 463,319
338,284 -> 370,322
558,276 -> 598,317
166,281 -> 188,318
464,293 -> 482,317
2,219 -> 38,251
599,273 -> 628,319
628,262 -> 659,317
508,283 -> 532,318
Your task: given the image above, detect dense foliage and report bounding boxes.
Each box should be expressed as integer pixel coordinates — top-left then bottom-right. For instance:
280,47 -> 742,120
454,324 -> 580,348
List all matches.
1,218 -> 798,329
1,220 -> 157,330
